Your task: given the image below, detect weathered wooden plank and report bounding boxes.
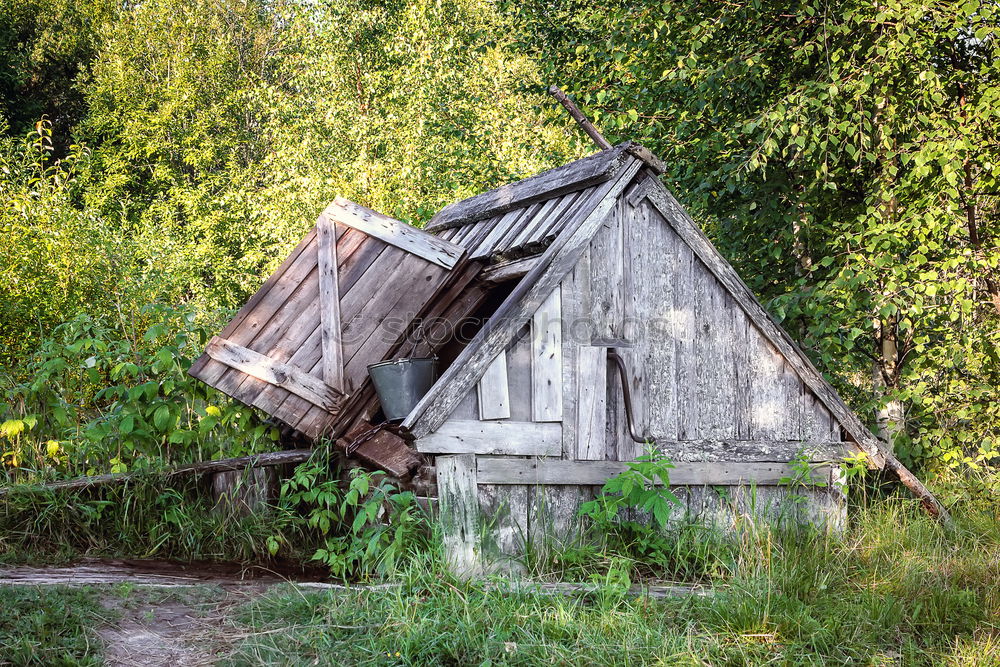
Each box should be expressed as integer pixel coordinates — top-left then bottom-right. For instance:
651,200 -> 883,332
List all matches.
199,233 -> 321,392
656,439 -> 850,462
559,249 -> 591,459
426,143 -> 632,231
451,387 -> 480,421
480,255 -> 541,284
231,233 -> 388,419
205,336 -> 345,413
248,237 -> 396,430
317,214 -> 344,390
436,455 -> 483,579
188,228 -> 318,381
470,208 -> 524,259
525,190 -> 583,251
478,484 -> 528,575
507,197 -> 561,251
476,458 -> 833,486
505,327 -> 534,422
528,485 -> 590,551
692,261 -> 738,439
491,202 -> 545,257
416,420 -> 561,456
328,198 -> 465,270
531,287 -> 563,422
331,422 -> 423,479
403,158 -> 643,438
588,202 -> 625,342
671,232 -> 698,440
629,200 -> 677,441
639,181 -> 887,467
477,351 -> 511,420
576,345 -> 607,460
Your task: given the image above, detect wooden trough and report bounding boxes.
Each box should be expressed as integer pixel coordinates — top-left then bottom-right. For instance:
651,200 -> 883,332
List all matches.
189,142 -> 946,576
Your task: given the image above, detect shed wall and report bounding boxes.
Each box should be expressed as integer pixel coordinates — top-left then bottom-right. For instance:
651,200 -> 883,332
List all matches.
422,184 -> 849,575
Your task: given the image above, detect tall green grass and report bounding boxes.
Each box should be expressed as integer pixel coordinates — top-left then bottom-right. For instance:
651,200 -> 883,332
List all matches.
224,498 -> 1000,665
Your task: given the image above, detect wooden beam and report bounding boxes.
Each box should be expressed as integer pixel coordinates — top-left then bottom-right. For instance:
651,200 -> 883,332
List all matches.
0,449 -> 313,497
576,345 -> 607,460
416,420 -> 561,456
531,288 -> 563,422
548,85 -> 612,150
477,351 -> 511,420
425,143 -> 633,232
316,215 -> 344,390
327,198 -> 465,270
205,336 -> 346,414
475,458 -> 833,486
654,440 -> 851,462
480,255 -> 541,284
437,455 -> 483,579
403,158 -> 644,438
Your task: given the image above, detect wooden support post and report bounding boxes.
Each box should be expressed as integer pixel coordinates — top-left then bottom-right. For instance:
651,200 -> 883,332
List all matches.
436,454 -> 482,579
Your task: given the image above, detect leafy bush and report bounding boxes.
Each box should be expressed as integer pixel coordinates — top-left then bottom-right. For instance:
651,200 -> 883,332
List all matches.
0,303 -> 277,482
277,456 -> 431,580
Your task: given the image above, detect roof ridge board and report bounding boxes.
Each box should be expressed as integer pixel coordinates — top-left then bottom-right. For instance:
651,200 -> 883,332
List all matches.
402,156 -> 645,438
425,142 -> 635,233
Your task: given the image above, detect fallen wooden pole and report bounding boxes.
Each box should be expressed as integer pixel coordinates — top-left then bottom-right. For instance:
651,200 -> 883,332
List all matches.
0,449 -> 313,498
548,85 -> 613,150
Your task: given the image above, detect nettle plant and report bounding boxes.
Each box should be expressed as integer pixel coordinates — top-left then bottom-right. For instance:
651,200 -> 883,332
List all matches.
0,303 -> 277,480
580,448 -> 683,530
278,457 -> 429,579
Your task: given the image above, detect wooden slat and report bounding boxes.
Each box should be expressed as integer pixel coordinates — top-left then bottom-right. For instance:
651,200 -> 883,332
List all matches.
576,345 -> 607,460
477,351 -> 511,420
476,458 -> 833,486
317,214 -> 344,390
426,143 -> 632,231
327,198 -> 465,270
188,228 -> 318,381
470,208 -> 523,259
416,420 -> 561,456
480,255 -> 541,284
437,455 -> 483,579
478,484 -> 528,575
507,197 -> 562,251
638,180 -> 887,467
526,190 -> 583,250
205,336 -> 345,413
403,157 -> 643,438
558,250 -> 591,459
531,287 -> 563,422
491,202 -> 544,257
656,439 -> 851,462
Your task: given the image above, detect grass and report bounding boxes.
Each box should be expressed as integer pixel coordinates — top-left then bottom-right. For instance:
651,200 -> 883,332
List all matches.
222,498 -> 1000,666
0,586 -> 108,666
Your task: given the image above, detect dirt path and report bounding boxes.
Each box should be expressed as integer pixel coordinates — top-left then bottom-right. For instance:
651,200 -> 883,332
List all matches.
1,560 -> 307,665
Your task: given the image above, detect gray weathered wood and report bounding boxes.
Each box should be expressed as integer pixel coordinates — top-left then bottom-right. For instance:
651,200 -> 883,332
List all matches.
426,143 -> 633,231
436,454 -> 482,579
477,351 -> 511,420
638,180 -> 888,468
328,198 -> 465,270
476,458 -> 832,486
204,336 -> 345,413
415,420 -> 561,456
505,327 -> 534,422
559,249 -> 592,459
478,484 -> 528,575
316,214 -> 344,390
576,345 -> 607,460
0,449 -> 313,498
528,485 -> 590,552
531,287 -> 563,422
480,255 -> 541,284
655,439 -> 850,462
403,158 -> 643,438
548,85 -> 613,149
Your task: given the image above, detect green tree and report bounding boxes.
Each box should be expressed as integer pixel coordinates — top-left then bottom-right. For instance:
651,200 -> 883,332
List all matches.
511,0 -> 1000,469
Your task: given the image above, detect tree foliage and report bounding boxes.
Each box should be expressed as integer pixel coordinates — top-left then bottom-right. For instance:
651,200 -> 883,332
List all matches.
510,0 -> 1000,470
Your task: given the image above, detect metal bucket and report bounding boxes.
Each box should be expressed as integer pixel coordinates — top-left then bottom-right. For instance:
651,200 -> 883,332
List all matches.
367,357 -> 438,422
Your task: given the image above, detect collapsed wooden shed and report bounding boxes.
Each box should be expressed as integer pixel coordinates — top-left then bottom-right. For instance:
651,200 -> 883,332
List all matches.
190,142 -> 943,575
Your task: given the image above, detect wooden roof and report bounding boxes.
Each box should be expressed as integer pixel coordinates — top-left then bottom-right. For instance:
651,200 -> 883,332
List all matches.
190,142 -> 893,476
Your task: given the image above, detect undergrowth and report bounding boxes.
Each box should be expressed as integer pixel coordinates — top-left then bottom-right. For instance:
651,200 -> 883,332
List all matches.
0,586 -> 107,666
224,498 -> 1000,666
